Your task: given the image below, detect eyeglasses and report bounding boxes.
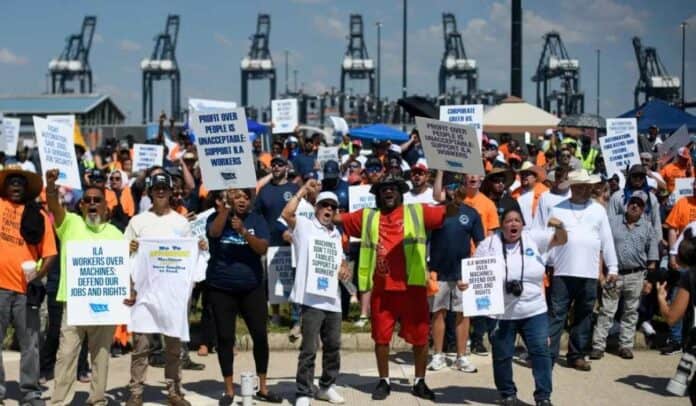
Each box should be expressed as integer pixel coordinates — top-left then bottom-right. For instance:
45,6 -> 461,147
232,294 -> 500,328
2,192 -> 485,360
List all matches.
6,176 -> 28,187
318,201 -> 338,210
82,196 -> 103,204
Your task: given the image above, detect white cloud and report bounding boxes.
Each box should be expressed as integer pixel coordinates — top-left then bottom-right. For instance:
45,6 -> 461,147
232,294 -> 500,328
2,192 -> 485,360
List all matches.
0,48 -> 28,65
118,39 -> 142,52
312,15 -> 346,40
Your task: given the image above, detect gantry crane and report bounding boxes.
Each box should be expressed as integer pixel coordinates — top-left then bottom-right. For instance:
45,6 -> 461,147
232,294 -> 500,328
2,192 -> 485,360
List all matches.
531,32 -> 584,116
340,14 -> 374,115
241,14 -> 276,108
140,15 -> 181,124
632,36 -> 680,108
438,13 -> 477,102
48,16 -> 96,94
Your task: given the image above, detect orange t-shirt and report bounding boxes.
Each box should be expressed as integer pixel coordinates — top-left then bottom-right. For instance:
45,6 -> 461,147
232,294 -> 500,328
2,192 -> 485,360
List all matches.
499,143 -> 511,160
175,205 -> 189,216
660,162 -> 694,193
665,196 -> 696,234
536,150 -> 547,167
0,199 -> 58,293
462,192 -> 500,235
258,152 -> 272,170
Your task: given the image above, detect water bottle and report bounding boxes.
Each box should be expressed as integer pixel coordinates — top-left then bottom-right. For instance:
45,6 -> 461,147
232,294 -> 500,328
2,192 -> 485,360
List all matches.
240,372 -> 259,406
666,351 -> 696,396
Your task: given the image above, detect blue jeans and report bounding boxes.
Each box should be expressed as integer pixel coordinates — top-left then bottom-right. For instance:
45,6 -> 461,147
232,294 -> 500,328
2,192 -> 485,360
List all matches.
548,276 -> 597,364
471,316 -> 496,345
491,313 -> 552,401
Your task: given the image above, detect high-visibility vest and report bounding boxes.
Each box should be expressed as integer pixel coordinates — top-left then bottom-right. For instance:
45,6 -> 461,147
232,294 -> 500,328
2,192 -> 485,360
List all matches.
581,148 -> 599,172
357,204 -> 428,291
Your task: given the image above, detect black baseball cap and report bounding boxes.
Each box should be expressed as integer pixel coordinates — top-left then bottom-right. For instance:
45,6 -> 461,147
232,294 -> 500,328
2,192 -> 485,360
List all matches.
323,160 -> 340,180
150,173 -> 172,189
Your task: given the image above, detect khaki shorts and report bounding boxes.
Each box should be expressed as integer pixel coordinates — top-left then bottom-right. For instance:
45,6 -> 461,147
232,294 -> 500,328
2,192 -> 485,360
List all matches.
429,281 -> 462,312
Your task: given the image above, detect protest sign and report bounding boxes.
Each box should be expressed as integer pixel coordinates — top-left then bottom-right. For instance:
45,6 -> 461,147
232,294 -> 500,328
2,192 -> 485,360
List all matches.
0,115 -> 4,155
188,98 -> 237,112
600,118 -> 640,177
329,116 -> 350,135
658,125 -> 690,164
439,104 -> 483,152
317,146 -> 339,169
47,114 -> 75,131
415,116 -> 484,175
66,240 -> 130,326
460,256 -> 504,317
674,178 -> 694,199
349,185 -> 375,212
190,208 -> 216,240
133,143 -> 164,172
190,108 -> 256,191
271,98 -> 298,134
2,117 -> 20,156
305,237 -> 340,298
33,116 -> 81,189
267,246 -> 294,304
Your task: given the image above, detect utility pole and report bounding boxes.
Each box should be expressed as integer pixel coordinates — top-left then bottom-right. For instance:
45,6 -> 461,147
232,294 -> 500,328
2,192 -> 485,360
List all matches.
681,21 -> 687,110
402,0 -> 407,129
293,69 -> 298,92
376,21 -> 382,100
510,0 -> 522,97
285,50 -> 289,94
596,49 -> 600,116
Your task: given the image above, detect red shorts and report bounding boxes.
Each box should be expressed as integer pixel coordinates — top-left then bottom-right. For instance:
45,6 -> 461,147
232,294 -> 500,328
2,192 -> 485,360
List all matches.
370,286 -> 429,346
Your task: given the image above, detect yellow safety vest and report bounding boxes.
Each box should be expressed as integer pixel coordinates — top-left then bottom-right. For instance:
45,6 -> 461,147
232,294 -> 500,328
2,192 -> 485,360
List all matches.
357,204 -> 428,291
581,148 -> 599,172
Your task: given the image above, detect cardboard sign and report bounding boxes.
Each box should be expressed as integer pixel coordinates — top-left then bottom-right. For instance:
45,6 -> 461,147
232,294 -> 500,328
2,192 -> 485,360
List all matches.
188,98 -> 237,112
132,143 -> 164,172
317,146 -> 339,170
305,237 -> 340,298
33,116 -> 82,189
674,178 -> 694,199
266,246 -> 294,304
439,104 -> 483,152
415,116 -> 484,175
460,256 -> 504,317
348,185 -> 376,212
2,117 -> 21,156
66,240 -> 131,326
271,98 -> 298,134
190,108 -> 256,191
600,118 -> 640,177
329,116 -> 349,135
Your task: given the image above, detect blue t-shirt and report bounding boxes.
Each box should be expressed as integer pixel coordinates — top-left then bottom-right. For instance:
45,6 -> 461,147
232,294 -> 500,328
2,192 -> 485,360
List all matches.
292,153 -> 317,177
323,179 -> 349,212
255,181 -> 299,245
206,211 -> 270,292
429,205 -> 485,281
403,144 -> 425,166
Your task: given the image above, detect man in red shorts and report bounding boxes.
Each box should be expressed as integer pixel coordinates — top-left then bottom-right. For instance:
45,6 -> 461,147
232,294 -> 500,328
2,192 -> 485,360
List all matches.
338,174 -> 446,401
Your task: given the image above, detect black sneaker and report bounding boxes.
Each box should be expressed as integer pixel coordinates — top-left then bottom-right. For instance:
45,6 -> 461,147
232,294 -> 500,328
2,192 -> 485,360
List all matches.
181,358 -> 206,370
536,400 -> 553,406
660,341 -> 683,356
412,380 -> 435,401
589,349 -> 604,360
471,341 -> 489,356
218,393 -> 234,406
501,396 -> 518,405
372,379 -> 391,400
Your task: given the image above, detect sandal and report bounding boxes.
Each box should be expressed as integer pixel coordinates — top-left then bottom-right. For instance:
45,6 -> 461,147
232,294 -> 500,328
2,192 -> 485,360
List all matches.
255,390 -> 283,403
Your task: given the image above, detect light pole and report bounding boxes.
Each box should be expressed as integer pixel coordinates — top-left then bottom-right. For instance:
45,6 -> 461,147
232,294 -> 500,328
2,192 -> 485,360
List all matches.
596,49 -> 600,116
293,69 -> 298,92
376,21 -> 382,100
681,21 -> 687,109
402,0 -> 407,129
284,50 -> 289,94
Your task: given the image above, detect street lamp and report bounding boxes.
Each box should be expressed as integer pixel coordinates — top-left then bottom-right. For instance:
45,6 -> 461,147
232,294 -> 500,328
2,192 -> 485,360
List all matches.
596,49 -> 600,116
285,50 -> 289,94
681,21 -> 687,109
376,21 -> 382,100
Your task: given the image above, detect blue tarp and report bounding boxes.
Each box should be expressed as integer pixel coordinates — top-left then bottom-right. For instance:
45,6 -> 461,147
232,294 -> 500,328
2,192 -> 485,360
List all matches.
618,99 -> 696,132
349,124 -> 409,142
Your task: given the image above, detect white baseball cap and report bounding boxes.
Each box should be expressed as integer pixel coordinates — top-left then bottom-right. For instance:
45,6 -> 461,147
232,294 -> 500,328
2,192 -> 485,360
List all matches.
316,191 -> 339,206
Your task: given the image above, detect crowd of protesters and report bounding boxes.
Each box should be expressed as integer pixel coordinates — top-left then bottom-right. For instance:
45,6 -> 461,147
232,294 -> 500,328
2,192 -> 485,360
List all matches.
1,111 -> 696,406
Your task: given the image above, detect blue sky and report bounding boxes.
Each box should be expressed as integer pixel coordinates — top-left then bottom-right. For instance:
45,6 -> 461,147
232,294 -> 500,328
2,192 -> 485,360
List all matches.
1,0 -> 694,123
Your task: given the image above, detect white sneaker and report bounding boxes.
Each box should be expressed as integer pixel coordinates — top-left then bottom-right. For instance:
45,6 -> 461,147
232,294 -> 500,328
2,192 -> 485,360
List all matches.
296,395 -> 312,406
316,385 -> 345,404
455,355 -> 478,373
353,316 -> 369,328
427,353 -> 447,371
641,321 -> 656,336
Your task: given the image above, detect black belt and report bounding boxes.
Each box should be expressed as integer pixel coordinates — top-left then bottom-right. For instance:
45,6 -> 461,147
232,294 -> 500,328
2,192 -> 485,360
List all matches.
618,267 -> 644,275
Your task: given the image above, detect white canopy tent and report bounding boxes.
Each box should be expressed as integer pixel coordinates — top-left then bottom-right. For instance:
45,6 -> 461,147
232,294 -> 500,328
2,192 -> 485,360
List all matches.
483,96 -> 560,135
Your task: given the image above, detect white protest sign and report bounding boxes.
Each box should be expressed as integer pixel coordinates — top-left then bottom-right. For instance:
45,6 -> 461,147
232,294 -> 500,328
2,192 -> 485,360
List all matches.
305,237 -> 340,298
66,240 -> 131,326
329,116 -> 350,135
47,114 -> 76,131
271,98 -> 298,134
415,116 -> 484,175
600,118 -> 640,177
439,104 -> 483,152
658,125 -> 690,164
674,178 -> 694,199
33,116 -> 82,189
461,256 -> 504,317
317,146 -> 339,169
190,208 -> 216,240
190,108 -> 256,191
267,246 -> 294,304
349,185 -> 375,212
188,98 -> 237,112
132,143 -> 164,172
2,117 -> 21,156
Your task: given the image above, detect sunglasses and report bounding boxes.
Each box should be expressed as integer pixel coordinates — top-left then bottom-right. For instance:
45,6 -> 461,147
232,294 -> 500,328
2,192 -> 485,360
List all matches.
82,196 -> 103,204
318,201 -> 338,210
110,177 -> 122,181
365,166 -> 382,174
348,163 -> 361,169
271,162 -> 287,168
7,176 -> 28,187
489,176 -> 506,184
411,170 -> 426,177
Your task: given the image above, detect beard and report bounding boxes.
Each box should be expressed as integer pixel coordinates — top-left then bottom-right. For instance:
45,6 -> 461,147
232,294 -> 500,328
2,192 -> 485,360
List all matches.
85,213 -> 104,227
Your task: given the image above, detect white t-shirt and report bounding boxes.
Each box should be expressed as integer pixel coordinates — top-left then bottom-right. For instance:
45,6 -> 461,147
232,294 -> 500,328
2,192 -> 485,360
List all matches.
533,190 -> 571,230
277,198 -> 315,267
548,199 -> 618,278
672,221 -> 696,256
124,210 -> 192,240
404,187 -> 435,205
475,230 -> 554,320
289,216 -> 343,312
516,189 -> 535,230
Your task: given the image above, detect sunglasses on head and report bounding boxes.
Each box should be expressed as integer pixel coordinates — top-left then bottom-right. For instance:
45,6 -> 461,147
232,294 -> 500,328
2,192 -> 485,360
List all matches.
82,196 -> 103,204
318,201 -> 338,210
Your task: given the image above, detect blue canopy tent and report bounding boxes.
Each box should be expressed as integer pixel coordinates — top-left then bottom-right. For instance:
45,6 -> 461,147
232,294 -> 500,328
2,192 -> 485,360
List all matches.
618,99 -> 696,132
349,124 -> 409,143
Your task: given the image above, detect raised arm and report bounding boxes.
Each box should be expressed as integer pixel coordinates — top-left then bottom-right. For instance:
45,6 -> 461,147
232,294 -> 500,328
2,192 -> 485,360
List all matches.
208,194 -> 231,239
432,170 -> 447,203
280,179 -> 319,230
44,169 -> 66,227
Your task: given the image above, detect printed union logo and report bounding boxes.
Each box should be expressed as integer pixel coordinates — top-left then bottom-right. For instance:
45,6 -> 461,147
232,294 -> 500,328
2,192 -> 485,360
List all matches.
458,214 -> 470,225
476,296 -> 491,311
446,160 -> 463,168
283,191 -> 293,201
525,248 -> 534,256
221,172 -> 237,181
317,276 -> 329,291
89,303 -> 109,313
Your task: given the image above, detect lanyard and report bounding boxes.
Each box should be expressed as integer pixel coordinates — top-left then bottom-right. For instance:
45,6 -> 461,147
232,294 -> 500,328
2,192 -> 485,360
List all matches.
499,233 -> 525,284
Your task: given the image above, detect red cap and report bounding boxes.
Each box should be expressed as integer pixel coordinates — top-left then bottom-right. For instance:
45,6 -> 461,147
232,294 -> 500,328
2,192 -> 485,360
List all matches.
411,162 -> 428,172
351,139 -> 362,147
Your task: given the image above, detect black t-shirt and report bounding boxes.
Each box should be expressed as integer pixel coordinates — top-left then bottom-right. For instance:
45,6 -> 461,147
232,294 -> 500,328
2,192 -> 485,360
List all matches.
429,205 -> 485,281
206,211 -> 270,292
254,181 -> 300,245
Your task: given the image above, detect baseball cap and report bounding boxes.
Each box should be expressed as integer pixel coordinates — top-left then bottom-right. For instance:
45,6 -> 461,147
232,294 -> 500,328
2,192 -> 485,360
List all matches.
628,190 -> 648,206
411,162 -> 428,172
351,139 -> 362,147
150,172 -> 172,189
271,155 -> 288,165
365,156 -> 382,170
286,136 -> 299,144
545,128 -> 554,137
488,139 -> 499,147
316,191 -> 338,206
323,160 -> 340,180
303,170 -> 320,181
90,169 -> 106,182
678,147 -> 691,159
628,164 -> 647,176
